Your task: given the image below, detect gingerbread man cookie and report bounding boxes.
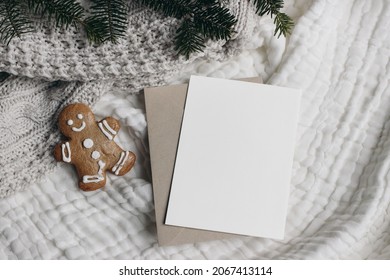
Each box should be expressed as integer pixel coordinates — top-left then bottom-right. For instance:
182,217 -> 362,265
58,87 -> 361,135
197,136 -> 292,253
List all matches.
54,103 -> 136,191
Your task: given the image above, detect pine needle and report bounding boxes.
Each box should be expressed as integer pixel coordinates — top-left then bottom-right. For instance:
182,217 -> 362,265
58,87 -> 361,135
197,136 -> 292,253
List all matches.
0,0 -> 294,56
85,0 -> 128,44
193,4 -> 237,41
250,0 -> 294,37
27,0 -> 84,28
274,12 -> 294,37
251,0 -> 283,16
137,0 -> 237,57
0,0 -> 33,45
175,18 -> 205,59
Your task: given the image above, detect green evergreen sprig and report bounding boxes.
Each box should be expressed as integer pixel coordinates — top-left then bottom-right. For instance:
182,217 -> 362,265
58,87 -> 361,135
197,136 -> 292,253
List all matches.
0,0 -> 294,58
251,0 -> 293,37
274,11 -> 294,38
27,0 -> 84,28
193,3 -> 237,41
0,0 -> 33,45
252,0 -> 283,15
175,18 -> 206,58
138,0 -> 236,58
85,0 -> 128,44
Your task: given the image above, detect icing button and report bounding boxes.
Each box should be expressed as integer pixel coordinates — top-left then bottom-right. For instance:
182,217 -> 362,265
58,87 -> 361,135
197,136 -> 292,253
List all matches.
91,151 -> 100,159
83,138 -> 94,149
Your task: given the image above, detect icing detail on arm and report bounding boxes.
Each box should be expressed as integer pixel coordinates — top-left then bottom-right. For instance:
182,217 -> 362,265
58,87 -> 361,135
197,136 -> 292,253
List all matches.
102,119 -> 117,135
115,151 -> 129,175
112,151 -> 129,175
82,160 -> 105,183
61,142 -> 71,163
112,151 -> 125,173
72,121 -> 86,132
98,122 -> 113,140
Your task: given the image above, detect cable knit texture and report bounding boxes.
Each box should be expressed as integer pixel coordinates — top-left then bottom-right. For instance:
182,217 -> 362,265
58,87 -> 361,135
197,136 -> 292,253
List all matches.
0,77 -> 111,198
0,1 -> 257,87
0,1 -> 259,198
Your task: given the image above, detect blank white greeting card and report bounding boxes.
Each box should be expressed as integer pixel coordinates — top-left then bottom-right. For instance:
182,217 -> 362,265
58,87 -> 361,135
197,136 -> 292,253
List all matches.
165,76 -> 301,239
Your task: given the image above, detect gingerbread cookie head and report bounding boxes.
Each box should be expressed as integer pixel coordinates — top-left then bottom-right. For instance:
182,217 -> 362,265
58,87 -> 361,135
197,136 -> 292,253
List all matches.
54,103 -> 136,191
58,103 -> 96,138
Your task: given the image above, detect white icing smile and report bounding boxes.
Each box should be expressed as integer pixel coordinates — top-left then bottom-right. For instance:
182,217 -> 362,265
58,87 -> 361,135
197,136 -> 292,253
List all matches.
72,121 -> 86,132
67,113 -> 86,132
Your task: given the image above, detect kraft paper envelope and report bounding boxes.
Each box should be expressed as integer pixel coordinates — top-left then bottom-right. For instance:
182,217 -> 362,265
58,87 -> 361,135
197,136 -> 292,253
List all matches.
144,77 -> 262,246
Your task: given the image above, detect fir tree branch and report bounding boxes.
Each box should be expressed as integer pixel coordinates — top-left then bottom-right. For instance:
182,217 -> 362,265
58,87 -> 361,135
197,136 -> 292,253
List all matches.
0,0 -> 294,56
0,0 -> 33,45
250,0 -> 283,16
27,0 -> 84,28
250,0 -> 293,37
85,0 -> 128,44
137,0 -> 237,57
27,0 -> 105,44
175,18 -> 205,58
193,3 -> 237,41
274,11 -> 293,38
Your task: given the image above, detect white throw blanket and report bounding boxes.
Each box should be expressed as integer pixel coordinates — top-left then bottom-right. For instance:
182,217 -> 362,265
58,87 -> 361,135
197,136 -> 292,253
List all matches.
1,0 -> 390,259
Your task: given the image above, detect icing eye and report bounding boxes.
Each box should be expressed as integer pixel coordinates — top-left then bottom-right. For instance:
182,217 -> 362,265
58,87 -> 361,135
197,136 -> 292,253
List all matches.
67,120 -> 74,126
77,114 -> 83,119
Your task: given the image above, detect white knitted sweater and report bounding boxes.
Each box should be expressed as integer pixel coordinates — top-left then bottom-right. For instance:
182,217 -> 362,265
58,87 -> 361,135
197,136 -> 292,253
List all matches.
0,1 -> 259,198
0,1 -> 257,88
